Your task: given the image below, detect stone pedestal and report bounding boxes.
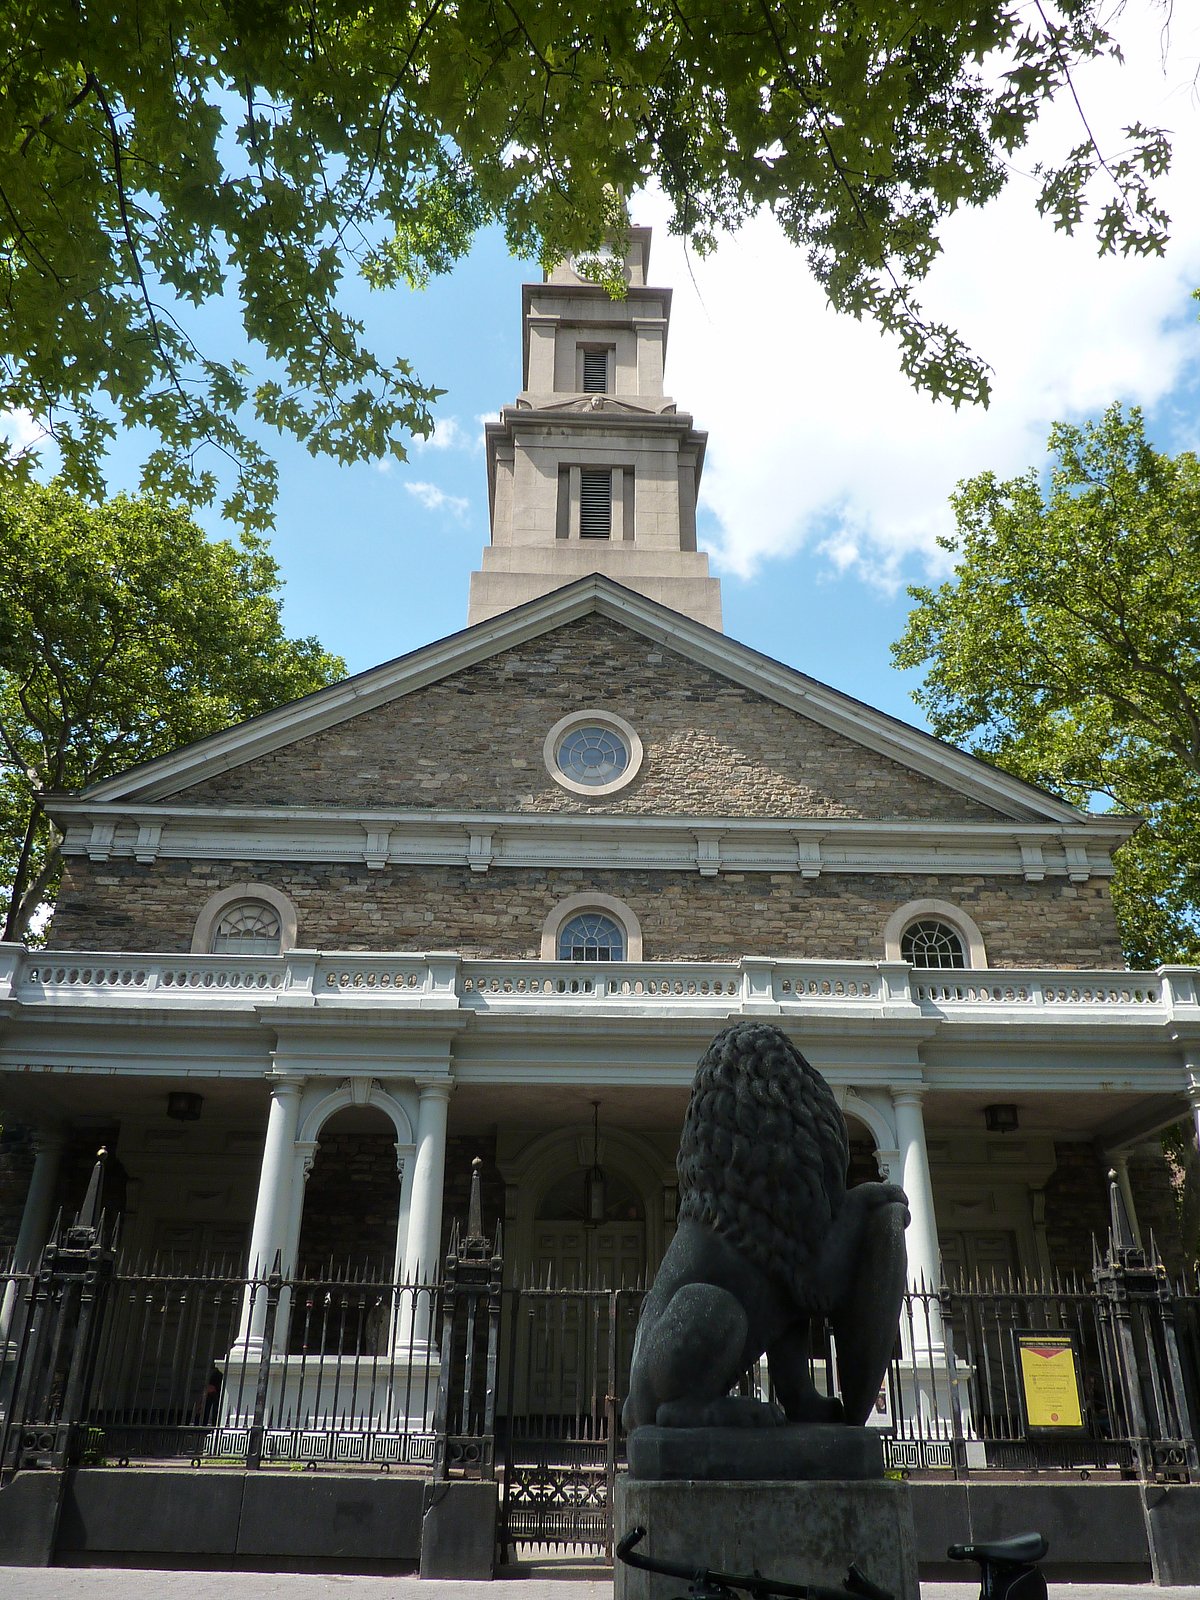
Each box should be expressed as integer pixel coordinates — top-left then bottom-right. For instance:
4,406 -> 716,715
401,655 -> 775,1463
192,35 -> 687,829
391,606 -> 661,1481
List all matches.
615,1477 -> 919,1600
627,1423 -> 885,1481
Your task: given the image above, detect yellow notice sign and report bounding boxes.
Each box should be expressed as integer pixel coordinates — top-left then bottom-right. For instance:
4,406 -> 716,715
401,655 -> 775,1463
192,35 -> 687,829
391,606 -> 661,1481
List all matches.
1016,1333 -> 1085,1432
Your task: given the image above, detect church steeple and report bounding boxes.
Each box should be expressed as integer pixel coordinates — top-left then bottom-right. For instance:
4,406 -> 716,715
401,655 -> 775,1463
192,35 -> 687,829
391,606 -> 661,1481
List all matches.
467,227 -> 723,630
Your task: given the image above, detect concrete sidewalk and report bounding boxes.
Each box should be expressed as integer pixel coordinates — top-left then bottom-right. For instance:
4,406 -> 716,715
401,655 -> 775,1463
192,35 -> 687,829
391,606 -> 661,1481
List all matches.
1,1571 -> 1199,1600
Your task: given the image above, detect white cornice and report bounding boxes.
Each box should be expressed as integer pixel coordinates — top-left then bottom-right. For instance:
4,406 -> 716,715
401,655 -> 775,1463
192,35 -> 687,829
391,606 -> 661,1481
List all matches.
69,577 -> 1110,825
51,801 -> 1135,879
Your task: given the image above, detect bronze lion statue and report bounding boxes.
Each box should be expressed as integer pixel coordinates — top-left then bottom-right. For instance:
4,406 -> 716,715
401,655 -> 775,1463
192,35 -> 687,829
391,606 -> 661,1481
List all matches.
623,1021 -> 910,1431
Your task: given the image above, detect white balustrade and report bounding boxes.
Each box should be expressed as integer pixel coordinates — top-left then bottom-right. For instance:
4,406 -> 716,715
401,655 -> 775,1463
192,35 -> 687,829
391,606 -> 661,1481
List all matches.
319,963 -> 426,993
460,961 -> 741,1004
6,947 -> 1178,1024
776,967 -> 881,1001
912,969 -> 1163,1009
17,953 -> 286,1000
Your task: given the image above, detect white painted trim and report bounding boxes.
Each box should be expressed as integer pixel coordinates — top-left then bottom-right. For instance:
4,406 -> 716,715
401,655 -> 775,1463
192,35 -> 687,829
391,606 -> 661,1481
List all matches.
191,884 -> 299,954
297,1080 -> 416,1147
540,892 -> 644,961
843,1088 -> 897,1153
543,708 -> 644,796
74,576 -> 1094,823
884,900 -> 988,969
56,802 -> 1131,881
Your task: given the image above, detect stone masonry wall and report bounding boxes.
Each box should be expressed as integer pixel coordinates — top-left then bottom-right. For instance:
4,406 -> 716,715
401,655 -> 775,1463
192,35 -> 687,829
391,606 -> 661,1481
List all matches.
49,857 -> 1126,968
1042,1139 -> 1185,1277
0,1127 -> 35,1253
173,616 -> 1008,822
1041,1141 -> 1112,1272
296,1122 -> 400,1277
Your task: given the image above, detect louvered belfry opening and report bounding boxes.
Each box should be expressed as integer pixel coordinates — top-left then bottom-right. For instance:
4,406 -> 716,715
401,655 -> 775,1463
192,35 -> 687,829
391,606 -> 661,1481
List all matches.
582,347 -> 608,392
579,468 -> 612,538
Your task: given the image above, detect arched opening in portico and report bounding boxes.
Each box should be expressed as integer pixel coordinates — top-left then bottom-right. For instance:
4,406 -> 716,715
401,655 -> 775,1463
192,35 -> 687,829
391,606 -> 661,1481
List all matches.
296,1105 -> 401,1276
291,1105 -> 401,1355
534,1165 -> 647,1289
846,1124 -> 883,1189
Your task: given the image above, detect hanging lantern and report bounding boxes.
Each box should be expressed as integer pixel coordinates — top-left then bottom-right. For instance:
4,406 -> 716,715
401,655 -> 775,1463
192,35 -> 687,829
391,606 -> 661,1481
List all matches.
167,1091 -> 204,1122
584,1101 -> 607,1225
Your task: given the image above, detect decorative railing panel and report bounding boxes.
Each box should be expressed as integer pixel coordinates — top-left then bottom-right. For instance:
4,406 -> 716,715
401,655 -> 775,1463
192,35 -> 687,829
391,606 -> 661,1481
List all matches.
1,1262 -> 441,1473
461,961 -> 743,1005
6,945 -> 1187,1025
913,970 -> 1163,1008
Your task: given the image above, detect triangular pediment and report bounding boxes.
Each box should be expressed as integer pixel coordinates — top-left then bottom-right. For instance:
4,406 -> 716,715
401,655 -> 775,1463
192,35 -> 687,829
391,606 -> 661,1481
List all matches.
68,578 -> 1090,828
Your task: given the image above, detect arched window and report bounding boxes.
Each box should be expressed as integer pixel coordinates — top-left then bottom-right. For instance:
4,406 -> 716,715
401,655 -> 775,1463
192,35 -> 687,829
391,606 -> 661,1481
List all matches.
883,898 -> 986,969
192,884 -> 298,956
540,892 -> 643,962
558,912 -> 625,962
210,900 -> 282,955
900,918 -> 967,969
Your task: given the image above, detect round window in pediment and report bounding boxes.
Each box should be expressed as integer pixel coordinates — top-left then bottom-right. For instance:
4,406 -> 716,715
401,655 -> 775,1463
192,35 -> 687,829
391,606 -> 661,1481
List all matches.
544,709 -> 643,796
559,724 -> 627,785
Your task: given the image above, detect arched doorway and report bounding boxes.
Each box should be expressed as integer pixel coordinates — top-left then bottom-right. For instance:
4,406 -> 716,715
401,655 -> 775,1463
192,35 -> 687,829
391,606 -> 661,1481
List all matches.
531,1166 -> 646,1290
291,1105 -> 400,1354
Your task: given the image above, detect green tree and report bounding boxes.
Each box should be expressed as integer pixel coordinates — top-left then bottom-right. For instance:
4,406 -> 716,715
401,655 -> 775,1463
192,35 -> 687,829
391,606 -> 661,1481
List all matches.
0,481 -> 345,942
0,2 -> 1171,528
893,405 -> 1200,968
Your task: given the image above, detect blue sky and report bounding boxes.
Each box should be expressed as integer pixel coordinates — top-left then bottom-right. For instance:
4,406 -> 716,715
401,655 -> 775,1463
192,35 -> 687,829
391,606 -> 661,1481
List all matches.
9,2 -> 1200,735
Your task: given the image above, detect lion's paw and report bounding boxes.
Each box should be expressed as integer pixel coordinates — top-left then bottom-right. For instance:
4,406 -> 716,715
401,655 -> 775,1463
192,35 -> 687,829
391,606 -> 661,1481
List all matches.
656,1395 -> 786,1429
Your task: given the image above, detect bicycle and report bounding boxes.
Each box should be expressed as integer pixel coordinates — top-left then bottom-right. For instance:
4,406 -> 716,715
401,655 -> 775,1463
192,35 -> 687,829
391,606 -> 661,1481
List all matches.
616,1525 -> 896,1600
946,1533 -> 1049,1600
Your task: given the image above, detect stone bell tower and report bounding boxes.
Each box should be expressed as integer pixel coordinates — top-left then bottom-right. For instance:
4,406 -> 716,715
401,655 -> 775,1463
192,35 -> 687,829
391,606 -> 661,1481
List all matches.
467,226 -> 723,630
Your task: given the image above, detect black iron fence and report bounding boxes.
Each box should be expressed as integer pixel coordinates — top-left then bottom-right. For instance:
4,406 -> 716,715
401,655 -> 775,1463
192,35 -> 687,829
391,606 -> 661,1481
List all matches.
888,1271 -> 1196,1480
1,1258 -> 447,1474
2,1162 -> 1198,1556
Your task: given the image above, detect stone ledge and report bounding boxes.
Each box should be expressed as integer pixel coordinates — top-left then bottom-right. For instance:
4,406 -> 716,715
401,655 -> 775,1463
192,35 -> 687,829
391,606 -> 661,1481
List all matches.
626,1422 -> 884,1482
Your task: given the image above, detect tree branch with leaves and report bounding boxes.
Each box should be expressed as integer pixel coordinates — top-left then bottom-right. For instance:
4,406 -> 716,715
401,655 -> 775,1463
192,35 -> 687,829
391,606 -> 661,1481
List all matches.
893,405 -> 1200,967
0,481 -> 345,943
0,1 -> 1174,530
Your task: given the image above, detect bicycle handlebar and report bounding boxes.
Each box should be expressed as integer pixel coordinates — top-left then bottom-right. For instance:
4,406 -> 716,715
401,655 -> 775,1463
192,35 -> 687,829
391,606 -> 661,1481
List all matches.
615,1526 -> 894,1600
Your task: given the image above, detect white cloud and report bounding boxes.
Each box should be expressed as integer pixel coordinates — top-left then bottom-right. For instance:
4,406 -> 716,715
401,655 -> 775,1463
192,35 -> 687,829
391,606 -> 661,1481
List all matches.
1,409 -> 46,461
637,2 -> 1200,590
405,479 -> 470,520
413,415 -> 469,452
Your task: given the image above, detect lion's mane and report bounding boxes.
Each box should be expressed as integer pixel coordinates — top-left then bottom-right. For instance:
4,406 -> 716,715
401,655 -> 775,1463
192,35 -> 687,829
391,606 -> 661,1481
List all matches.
676,1021 -> 849,1311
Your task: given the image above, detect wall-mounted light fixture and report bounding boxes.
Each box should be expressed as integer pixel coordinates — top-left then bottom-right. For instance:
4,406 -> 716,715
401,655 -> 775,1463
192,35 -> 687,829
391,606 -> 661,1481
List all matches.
984,1103 -> 1019,1134
167,1091 -> 204,1122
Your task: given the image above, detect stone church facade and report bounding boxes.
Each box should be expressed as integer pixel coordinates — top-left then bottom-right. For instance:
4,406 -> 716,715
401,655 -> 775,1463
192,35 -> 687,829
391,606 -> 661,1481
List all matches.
3,228 -> 1198,1330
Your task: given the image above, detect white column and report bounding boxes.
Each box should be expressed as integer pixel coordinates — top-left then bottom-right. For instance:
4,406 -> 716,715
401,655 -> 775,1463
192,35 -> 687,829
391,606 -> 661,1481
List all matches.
1111,1152 -> 1143,1249
1188,1075 -> 1200,1163
892,1086 -> 943,1352
235,1076 -> 304,1352
0,1129 -> 65,1347
401,1080 -> 451,1353
405,1080 -> 452,1283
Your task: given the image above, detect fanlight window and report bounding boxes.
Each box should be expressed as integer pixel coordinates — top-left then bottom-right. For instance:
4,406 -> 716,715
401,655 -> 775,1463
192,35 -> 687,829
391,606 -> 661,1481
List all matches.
558,913 -> 625,962
210,900 -> 282,955
900,918 -> 967,969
